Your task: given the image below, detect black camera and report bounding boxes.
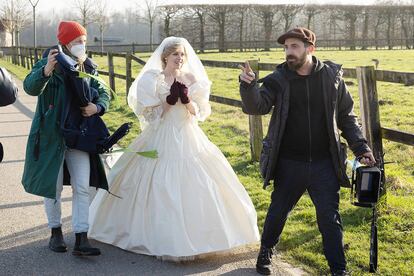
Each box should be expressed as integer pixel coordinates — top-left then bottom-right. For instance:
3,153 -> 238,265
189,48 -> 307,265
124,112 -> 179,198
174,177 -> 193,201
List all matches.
349,157 -> 386,273
351,165 -> 382,208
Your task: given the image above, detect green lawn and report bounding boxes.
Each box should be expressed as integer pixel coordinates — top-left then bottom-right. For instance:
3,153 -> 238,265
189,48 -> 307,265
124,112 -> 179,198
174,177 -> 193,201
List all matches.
1,49 -> 413,275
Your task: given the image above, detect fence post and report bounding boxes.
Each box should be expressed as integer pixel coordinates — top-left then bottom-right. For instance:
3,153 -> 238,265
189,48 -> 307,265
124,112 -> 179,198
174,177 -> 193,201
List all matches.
18,47 -> 23,66
247,59 -> 263,162
29,47 -> 34,68
356,66 -> 386,200
125,52 -> 132,102
21,47 -> 26,68
13,46 -> 18,65
34,48 -> 39,63
11,47 -> 14,64
24,48 -> 28,69
20,47 -> 24,66
108,52 -> 116,92
25,48 -> 30,69
13,47 -> 17,65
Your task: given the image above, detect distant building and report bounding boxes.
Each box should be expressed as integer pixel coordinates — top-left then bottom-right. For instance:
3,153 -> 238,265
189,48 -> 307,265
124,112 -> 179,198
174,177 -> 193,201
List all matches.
0,20 -> 12,47
93,36 -> 123,44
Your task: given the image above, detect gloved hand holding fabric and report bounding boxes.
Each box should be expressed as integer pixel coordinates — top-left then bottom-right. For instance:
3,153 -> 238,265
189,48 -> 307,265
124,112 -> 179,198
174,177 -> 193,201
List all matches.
178,82 -> 190,104
166,79 -> 180,105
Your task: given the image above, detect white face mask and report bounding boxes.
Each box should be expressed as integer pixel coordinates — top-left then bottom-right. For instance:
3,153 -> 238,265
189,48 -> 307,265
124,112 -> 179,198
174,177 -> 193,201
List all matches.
70,44 -> 86,59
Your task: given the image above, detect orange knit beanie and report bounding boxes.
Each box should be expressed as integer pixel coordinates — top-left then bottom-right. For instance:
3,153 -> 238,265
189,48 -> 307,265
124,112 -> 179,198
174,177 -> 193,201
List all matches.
57,21 -> 87,45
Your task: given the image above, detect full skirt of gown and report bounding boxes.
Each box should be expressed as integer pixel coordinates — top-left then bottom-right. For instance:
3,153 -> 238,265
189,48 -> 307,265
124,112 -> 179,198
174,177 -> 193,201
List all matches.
88,103 -> 260,258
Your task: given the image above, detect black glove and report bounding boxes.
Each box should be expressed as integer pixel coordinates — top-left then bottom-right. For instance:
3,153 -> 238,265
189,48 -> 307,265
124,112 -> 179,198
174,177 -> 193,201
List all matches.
178,82 -> 189,104
166,79 -> 180,105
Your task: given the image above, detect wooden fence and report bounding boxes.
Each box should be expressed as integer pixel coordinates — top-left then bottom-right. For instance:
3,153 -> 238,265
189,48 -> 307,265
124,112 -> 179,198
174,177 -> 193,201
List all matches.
2,37 -> 413,54
3,47 -> 414,162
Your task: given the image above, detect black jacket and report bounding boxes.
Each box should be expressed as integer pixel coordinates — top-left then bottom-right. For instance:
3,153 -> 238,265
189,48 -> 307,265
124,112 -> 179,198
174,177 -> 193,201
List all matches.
0,67 -> 18,107
239,57 -> 371,188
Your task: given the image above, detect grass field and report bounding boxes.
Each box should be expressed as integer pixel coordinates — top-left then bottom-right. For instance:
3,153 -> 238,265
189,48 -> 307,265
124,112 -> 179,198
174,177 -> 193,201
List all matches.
1,48 -> 413,275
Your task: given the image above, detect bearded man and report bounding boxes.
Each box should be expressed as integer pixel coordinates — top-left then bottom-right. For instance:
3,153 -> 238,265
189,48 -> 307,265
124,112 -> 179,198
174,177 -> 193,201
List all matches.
239,27 -> 376,276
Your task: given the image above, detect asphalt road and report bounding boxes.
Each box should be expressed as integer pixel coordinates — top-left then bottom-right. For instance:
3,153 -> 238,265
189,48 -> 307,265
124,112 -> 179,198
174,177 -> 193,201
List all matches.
0,76 -> 306,276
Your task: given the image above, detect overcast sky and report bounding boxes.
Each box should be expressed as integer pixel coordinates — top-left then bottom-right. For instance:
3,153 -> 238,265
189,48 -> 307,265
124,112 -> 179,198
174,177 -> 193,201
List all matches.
35,0 -> 400,14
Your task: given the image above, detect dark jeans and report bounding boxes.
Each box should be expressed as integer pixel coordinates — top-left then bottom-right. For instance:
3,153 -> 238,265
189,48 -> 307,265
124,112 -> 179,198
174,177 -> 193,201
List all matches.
261,158 -> 346,273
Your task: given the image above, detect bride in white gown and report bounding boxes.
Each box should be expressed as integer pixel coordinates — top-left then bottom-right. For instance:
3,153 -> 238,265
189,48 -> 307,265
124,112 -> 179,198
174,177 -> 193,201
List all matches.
88,37 -> 259,259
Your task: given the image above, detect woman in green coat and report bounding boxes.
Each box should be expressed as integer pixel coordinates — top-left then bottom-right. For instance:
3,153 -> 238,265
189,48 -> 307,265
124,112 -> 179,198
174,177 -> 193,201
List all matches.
22,21 -> 109,256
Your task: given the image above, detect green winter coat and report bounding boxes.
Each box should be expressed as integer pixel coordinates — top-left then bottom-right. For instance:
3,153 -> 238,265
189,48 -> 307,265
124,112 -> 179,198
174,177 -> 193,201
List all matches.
22,58 -> 110,199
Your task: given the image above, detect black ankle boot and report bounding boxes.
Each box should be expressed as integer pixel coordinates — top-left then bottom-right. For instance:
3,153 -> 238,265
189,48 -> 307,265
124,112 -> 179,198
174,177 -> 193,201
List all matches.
256,244 -> 273,275
49,227 -> 67,253
332,270 -> 350,276
72,232 -> 101,256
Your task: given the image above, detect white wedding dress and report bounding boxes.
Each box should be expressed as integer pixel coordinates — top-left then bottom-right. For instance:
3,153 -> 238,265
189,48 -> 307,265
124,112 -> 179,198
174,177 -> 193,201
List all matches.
88,69 -> 259,259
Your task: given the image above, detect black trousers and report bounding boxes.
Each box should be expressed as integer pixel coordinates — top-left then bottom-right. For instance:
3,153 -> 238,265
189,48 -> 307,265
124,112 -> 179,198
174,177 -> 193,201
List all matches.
261,158 -> 346,273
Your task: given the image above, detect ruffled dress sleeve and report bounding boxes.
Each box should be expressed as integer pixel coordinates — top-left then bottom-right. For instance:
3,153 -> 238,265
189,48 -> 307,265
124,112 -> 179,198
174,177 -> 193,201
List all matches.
188,78 -> 212,121
128,69 -> 168,129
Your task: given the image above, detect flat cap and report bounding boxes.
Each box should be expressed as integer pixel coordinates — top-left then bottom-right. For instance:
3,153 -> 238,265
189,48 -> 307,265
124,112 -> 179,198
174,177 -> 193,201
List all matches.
277,27 -> 316,46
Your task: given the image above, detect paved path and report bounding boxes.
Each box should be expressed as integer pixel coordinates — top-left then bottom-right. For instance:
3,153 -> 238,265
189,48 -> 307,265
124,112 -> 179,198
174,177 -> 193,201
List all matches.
0,76 -> 307,276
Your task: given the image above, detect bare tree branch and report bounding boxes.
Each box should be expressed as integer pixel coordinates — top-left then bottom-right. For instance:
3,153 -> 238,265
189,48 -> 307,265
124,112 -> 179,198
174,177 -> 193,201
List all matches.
73,0 -> 98,28
159,5 -> 180,38
95,0 -> 109,52
279,4 -> 302,32
254,5 -> 278,51
208,5 -> 233,52
135,0 -> 161,51
0,0 -> 31,46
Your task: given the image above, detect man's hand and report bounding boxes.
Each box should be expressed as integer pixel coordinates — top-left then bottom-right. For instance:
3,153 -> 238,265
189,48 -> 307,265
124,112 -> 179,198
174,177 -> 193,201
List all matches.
44,49 -> 59,77
80,103 -> 98,117
359,151 -> 376,167
238,61 -> 255,84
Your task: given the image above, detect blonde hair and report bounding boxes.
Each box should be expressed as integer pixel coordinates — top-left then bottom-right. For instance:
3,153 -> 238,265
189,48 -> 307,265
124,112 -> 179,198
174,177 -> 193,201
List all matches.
161,42 -> 186,69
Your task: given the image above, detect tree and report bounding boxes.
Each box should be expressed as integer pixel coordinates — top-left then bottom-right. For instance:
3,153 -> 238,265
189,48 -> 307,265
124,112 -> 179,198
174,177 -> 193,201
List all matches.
0,0 -> 31,47
73,0 -> 98,28
160,5 -> 180,38
279,4 -> 302,32
323,7 -> 344,48
396,3 -> 412,49
303,4 -> 320,30
193,6 -> 207,53
208,5 -> 231,52
361,8 -> 370,50
234,6 -> 248,52
371,6 -> 387,49
95,0 -> 109,53
255,5 -> 278,51
341,6 -> 360,50
136,0 -> 161,51
383,4 -> 397,49
410,2 -> 414,48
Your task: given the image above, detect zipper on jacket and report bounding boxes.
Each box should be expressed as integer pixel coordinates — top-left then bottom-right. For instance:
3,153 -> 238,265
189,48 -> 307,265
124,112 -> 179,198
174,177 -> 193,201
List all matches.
306,79 -> 312,162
